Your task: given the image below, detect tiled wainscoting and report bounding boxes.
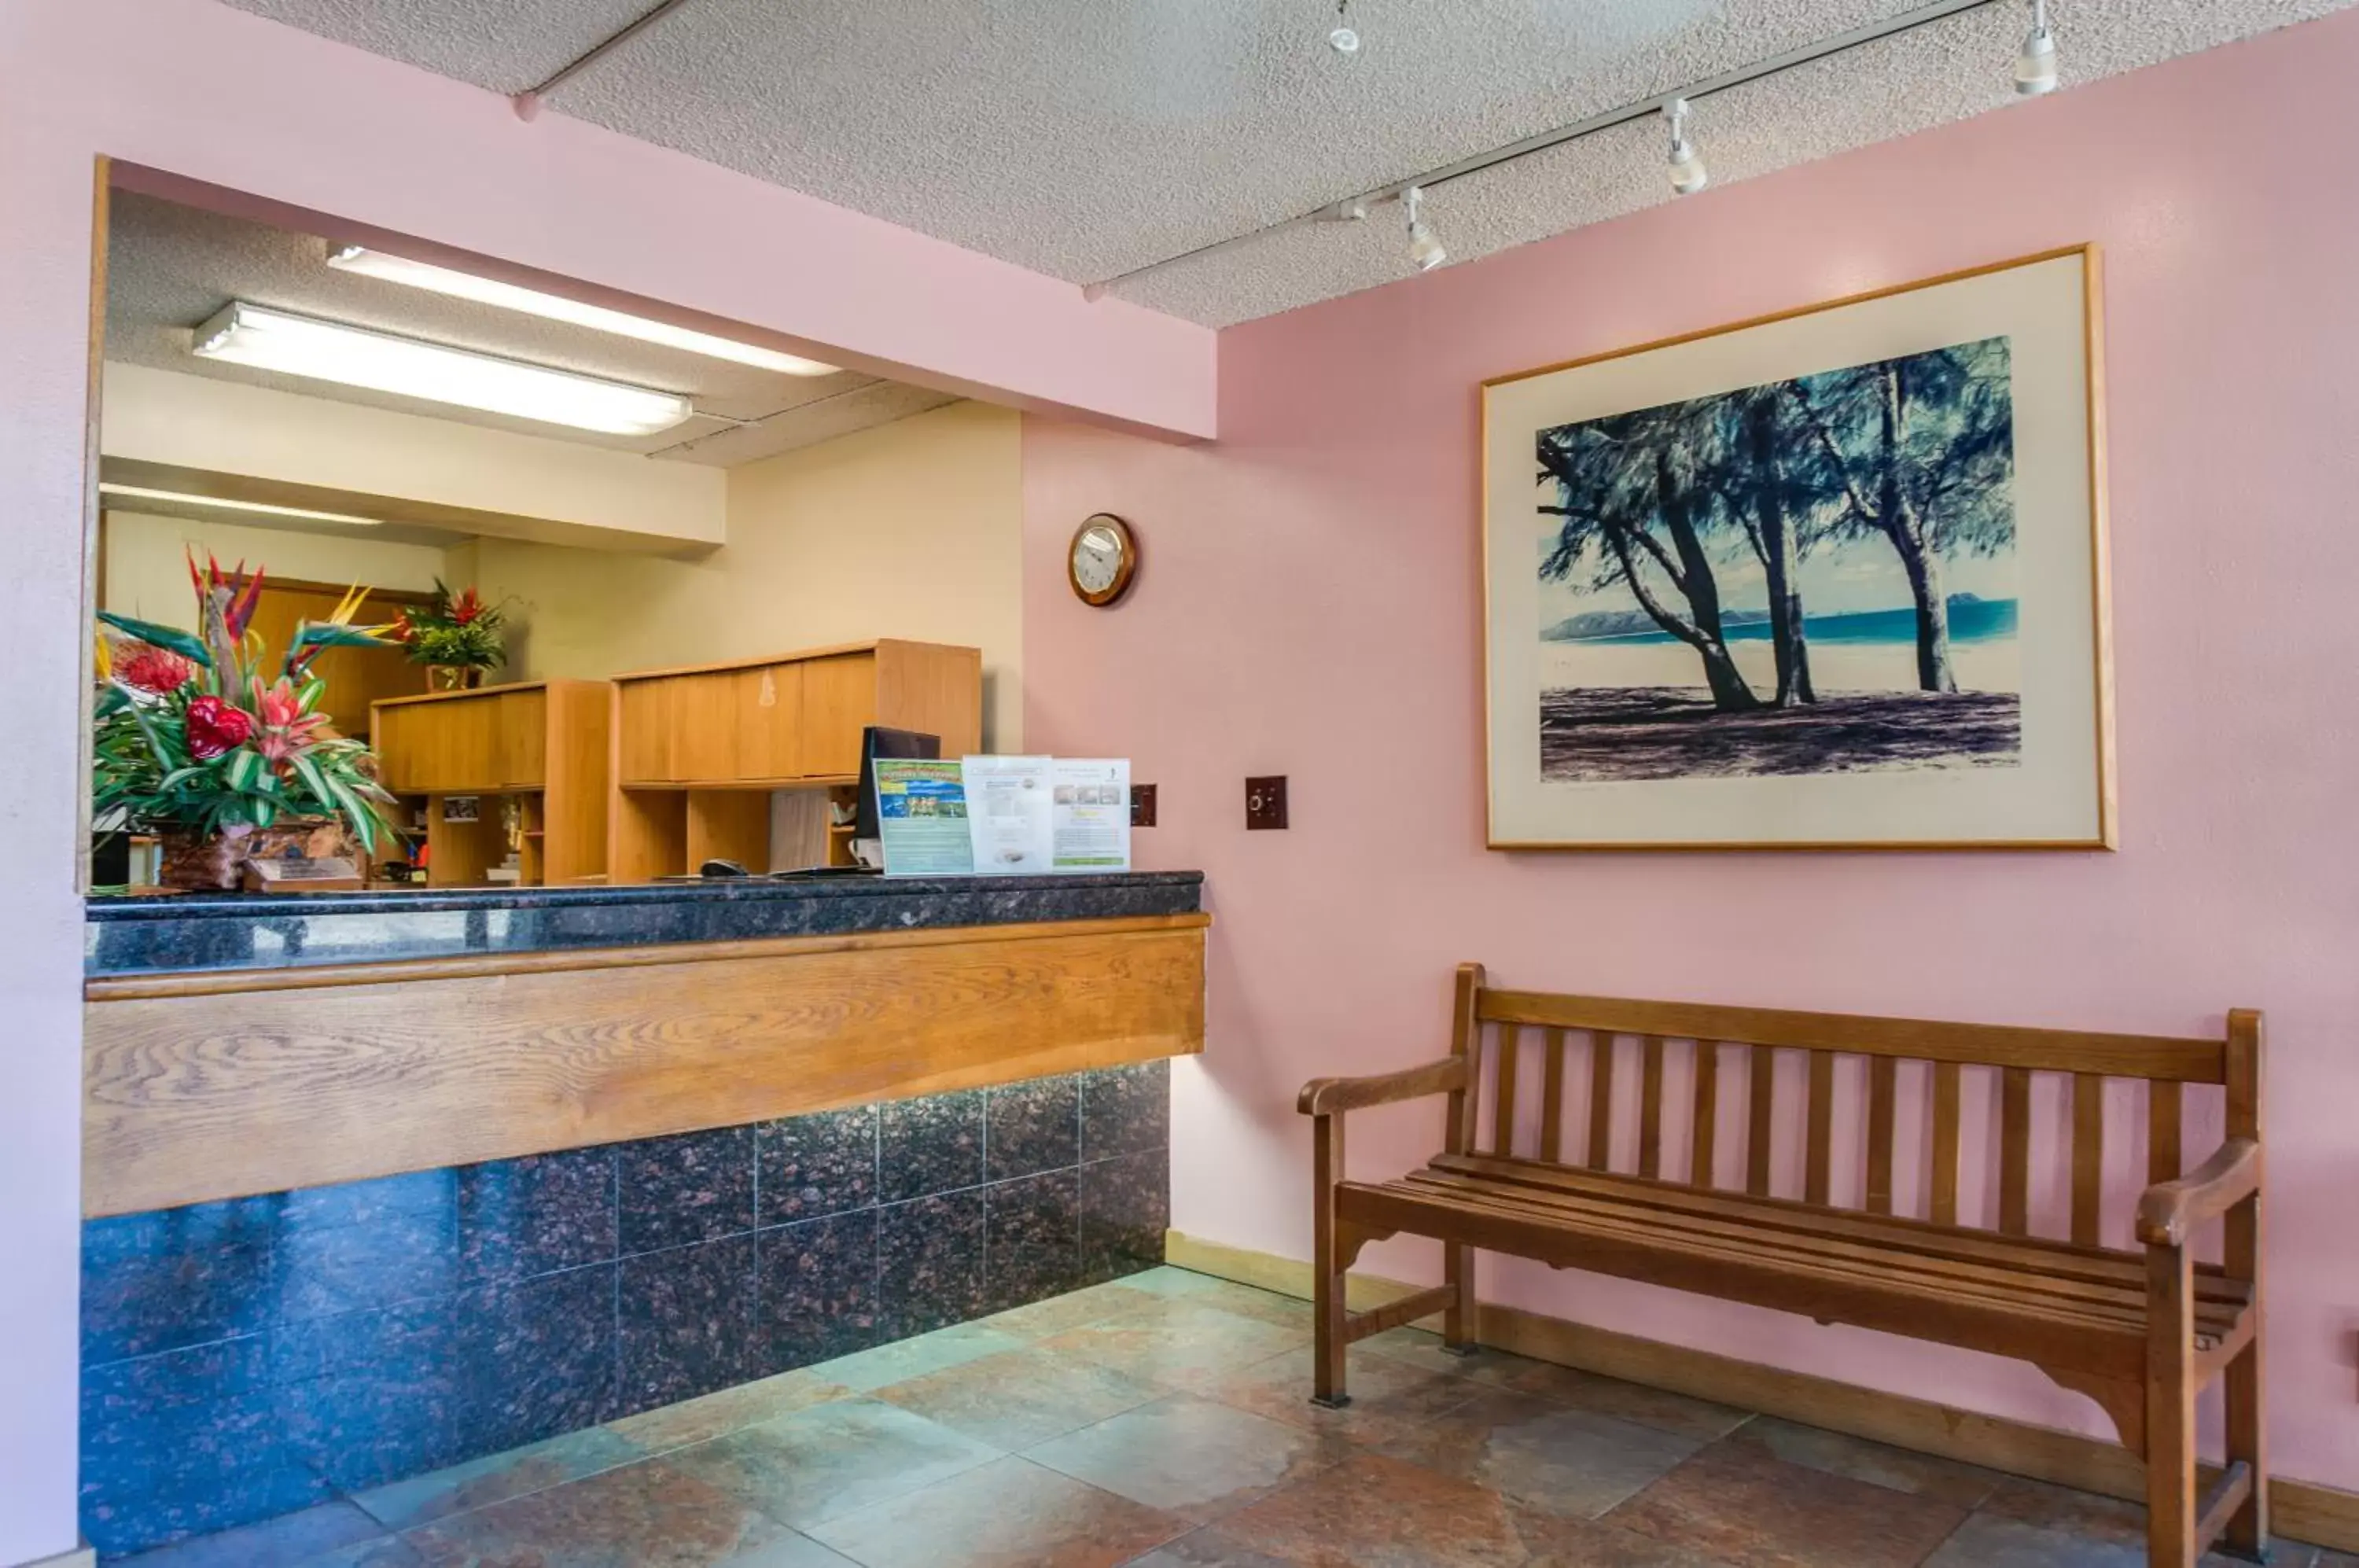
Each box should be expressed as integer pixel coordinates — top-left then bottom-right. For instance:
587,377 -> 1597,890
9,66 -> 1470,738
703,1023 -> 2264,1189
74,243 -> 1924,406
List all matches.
79,1061 -> 1172,1559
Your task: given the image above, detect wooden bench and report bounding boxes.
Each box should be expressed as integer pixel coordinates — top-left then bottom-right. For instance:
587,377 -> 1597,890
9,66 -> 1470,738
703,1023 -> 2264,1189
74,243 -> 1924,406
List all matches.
1299,965 -> 2266,1567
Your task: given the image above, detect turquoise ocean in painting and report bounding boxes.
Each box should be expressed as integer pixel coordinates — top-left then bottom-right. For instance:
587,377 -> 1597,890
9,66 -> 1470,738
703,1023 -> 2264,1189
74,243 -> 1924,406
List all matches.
1567,596 -> 2018,648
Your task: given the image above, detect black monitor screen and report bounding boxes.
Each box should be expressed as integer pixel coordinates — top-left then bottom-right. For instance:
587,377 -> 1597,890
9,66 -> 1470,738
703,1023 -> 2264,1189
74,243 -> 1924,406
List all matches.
855,727 -> 942,841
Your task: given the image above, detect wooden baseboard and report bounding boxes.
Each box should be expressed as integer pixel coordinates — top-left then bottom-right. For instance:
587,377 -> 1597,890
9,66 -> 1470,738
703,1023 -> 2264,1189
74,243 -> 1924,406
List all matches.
1164,1229 -> 2359,1554
9,1545 -> 95,1568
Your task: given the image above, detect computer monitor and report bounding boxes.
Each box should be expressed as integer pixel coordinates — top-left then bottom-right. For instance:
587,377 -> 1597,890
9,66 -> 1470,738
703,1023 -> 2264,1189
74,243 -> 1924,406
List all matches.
854,727 -> 941,845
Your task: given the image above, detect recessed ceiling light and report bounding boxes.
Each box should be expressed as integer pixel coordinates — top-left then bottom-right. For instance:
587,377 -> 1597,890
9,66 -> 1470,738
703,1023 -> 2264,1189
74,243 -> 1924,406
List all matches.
327,246 -> 841,377
1327,0 -> 1360,55
98,482 -> 383,527
191,302 -> 696,436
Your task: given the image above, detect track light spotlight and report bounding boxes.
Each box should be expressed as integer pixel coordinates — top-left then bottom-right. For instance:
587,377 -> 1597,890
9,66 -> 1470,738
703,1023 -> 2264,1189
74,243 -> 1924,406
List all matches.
1664,98 -> 1708,196
1404,186 -> 1447,272
1328,0 -> 1360,56
2015,0 -> 2057,95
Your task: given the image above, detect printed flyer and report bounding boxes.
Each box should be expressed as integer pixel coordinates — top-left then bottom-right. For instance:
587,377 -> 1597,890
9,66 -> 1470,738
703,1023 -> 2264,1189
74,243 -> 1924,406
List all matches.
873,759 -> 973,876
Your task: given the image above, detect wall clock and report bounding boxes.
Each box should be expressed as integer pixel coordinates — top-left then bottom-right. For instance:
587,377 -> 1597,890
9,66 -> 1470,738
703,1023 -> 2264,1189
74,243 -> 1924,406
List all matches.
1069,513 -> 1139,607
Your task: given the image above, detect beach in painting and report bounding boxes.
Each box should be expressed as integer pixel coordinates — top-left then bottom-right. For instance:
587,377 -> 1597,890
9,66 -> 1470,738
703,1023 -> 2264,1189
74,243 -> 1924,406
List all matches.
1539,600 -> 2020,782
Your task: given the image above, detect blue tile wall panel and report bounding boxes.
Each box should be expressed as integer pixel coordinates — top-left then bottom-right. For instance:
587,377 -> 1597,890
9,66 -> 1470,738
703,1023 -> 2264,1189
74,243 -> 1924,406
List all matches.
78,1059 -> 1171,1559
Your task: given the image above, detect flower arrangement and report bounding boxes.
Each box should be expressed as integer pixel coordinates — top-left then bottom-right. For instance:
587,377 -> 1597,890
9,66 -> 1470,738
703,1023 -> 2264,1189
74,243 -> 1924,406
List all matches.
387,580 -> 509,685
94,554 -> 405,880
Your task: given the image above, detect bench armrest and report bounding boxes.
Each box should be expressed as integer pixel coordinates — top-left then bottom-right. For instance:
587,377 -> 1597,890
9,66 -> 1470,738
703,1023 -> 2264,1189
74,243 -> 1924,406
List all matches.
1297,1057 -> 1467,1117
2136,1137 -> 2262,1247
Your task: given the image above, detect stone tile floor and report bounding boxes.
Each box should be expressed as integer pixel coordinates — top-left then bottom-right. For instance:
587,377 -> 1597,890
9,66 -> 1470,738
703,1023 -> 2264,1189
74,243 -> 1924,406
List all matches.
112,1266 -> 2352,1568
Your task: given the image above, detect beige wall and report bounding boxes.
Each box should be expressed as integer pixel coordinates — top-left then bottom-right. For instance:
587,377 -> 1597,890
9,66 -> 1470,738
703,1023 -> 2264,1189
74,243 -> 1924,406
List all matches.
100,510 -> 452,628
473,400 -> 1024,749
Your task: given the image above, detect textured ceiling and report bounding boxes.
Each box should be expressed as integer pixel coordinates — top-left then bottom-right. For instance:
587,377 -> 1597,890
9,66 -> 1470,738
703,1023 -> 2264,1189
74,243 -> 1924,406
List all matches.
217,0 -> 2355,327
104,190 -> 958,466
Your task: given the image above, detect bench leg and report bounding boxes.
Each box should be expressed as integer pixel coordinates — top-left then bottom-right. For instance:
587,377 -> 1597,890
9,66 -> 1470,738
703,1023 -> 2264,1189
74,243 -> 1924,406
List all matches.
1441,1240 -> 1477,1356
1310,1113 -> 1350,1408
2223,1177 -> 2269,1562
2146,1244 -> 2199,1568
2222,1332 -> 2269,1559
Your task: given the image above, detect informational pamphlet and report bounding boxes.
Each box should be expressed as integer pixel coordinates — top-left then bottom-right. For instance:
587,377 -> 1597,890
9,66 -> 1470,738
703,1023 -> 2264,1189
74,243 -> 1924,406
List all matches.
872,759 -> 974,877
1051,759 -> 1132,870
961,754 -> 1056,873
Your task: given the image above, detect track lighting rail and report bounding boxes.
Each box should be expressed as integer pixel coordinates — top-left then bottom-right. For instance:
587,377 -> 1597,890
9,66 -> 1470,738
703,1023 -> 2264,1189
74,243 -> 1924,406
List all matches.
1082,0 -> 2016,300
513,0 -> 705,121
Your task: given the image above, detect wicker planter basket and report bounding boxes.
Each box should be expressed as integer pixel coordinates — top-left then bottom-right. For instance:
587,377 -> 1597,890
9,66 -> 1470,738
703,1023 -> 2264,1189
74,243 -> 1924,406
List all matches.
155,818 -> 355,891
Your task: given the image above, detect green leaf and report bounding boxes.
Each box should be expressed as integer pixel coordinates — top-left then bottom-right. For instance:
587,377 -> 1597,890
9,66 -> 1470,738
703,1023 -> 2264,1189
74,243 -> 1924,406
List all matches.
219,749 -> 263,792
120,698 -> 178,771
97,612 -> 214,667
287,752 -> 333,811
297,679 -> 329,716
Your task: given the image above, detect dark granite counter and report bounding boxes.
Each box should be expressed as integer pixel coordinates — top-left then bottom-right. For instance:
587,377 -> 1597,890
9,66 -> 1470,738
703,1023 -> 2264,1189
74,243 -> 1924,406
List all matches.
85,870 -> 1205,977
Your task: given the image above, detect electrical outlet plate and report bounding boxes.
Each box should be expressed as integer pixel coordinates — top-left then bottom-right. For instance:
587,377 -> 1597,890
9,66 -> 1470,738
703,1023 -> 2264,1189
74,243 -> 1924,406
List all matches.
1246,775 -> 1288,830
1131,783 -> 1157,827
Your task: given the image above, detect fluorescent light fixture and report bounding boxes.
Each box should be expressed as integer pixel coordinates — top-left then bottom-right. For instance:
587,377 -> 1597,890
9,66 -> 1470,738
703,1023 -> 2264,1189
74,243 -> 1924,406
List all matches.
328,246 -> 841,377
191,302 -> 695,436
98,483 -> 382,527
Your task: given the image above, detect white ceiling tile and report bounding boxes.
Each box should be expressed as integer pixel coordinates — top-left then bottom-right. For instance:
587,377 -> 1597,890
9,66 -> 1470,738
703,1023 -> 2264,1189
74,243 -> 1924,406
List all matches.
215,0 -> 2357,326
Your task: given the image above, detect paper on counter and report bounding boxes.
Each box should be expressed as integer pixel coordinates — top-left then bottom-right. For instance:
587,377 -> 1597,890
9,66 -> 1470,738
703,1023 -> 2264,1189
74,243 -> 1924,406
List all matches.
1051,759 -> 1131,870
961,755 -> 1055,874
874,759 -> 974,877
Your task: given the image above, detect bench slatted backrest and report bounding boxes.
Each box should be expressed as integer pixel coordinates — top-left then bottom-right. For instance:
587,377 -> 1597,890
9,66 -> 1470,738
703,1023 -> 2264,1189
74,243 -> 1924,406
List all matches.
1452,970 -> 2248,1250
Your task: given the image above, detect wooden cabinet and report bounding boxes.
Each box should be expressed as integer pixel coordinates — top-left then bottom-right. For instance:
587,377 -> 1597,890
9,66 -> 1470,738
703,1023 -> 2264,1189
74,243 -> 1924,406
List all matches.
370,681 -> 611,886
607,639 -> 981,882
797,653 -> 880,778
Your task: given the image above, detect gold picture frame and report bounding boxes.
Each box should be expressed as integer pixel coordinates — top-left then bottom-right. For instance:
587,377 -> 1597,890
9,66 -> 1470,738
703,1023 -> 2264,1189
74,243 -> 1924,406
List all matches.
1482,245 -> 2112,852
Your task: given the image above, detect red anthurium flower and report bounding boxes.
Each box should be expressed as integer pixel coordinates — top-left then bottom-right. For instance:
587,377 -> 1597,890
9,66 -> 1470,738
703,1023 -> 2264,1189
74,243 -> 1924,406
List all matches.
185,694 -> 255,760
119,646 -> 196,696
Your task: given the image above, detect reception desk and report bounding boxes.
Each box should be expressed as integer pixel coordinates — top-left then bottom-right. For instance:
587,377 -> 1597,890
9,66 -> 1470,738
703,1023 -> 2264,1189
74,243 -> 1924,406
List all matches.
79,872 -> 1207,1556
83,872 -> 1206,1217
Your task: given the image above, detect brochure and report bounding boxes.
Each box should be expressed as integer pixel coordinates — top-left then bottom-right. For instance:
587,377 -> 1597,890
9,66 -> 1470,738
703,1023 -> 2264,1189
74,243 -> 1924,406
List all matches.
961,754 -> 1056,873
871,759 -> 974,877
1051,759 -> 1132,870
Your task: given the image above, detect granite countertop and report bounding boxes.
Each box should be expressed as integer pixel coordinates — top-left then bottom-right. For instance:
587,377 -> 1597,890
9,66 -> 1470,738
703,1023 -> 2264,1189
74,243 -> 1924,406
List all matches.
86,870 -> 1205,977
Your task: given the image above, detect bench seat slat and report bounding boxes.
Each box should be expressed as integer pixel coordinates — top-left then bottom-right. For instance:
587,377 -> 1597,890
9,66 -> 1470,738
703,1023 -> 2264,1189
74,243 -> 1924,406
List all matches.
1398,1168 -> 2246,1332
1335,1179 -> 2198,1379
1382,1179 -> 2230,1353
1429,1153 -> 2251,1306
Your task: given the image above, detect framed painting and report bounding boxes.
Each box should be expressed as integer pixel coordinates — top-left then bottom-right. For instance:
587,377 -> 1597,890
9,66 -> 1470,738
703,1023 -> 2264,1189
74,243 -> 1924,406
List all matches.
1483,245 -> 2111,851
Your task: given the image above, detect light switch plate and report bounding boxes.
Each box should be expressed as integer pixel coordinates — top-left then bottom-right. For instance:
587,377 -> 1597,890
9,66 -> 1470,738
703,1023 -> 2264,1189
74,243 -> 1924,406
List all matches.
1246,776 -> 1288,830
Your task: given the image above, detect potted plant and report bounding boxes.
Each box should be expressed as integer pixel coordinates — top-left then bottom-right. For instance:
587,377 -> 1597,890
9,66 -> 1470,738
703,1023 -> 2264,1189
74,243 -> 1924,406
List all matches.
388,580 -> 509,690
94,554 -> 405,890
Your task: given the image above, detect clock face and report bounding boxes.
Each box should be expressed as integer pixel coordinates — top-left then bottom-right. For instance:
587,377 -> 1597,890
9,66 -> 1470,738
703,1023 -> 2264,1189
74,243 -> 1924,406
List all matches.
1069,515 -> 1135,605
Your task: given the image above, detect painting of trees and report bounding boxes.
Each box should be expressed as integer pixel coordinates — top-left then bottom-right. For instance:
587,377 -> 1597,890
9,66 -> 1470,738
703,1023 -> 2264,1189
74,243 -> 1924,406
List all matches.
1486,246 -> 2110,848
1533,335 -> 2020,781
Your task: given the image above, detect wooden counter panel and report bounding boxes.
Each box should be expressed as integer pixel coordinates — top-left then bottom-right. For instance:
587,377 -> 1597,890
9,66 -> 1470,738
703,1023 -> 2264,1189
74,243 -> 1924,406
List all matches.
84,913 -> 1209,1217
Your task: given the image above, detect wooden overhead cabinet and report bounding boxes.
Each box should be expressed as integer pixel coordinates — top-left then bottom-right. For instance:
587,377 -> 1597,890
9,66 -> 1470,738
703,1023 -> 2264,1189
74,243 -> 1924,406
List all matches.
609,639 -> 982,881
371,680 -> 613,886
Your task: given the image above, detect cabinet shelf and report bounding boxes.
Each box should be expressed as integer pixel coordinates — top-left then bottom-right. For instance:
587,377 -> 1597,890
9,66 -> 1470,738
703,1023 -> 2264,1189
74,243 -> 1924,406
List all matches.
606,639 -> 978,884
370,679 -> 613,889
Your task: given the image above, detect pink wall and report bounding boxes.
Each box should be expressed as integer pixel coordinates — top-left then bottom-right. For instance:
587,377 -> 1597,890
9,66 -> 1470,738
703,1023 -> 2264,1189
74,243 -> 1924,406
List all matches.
1024,12 -> 2359,1493
0,0 -> 1212,1556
